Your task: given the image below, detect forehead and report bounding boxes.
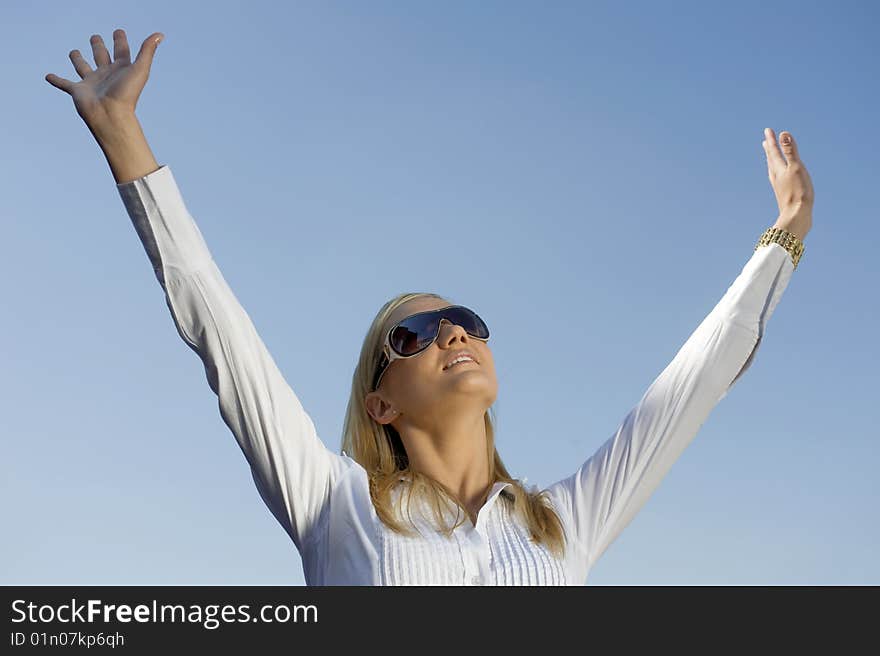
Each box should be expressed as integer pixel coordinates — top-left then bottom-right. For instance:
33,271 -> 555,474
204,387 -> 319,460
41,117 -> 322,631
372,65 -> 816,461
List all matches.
386,298 -> 452,329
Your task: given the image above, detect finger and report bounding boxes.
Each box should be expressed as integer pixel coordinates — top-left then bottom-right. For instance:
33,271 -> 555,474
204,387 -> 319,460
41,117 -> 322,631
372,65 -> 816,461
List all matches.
762,127 -> 787,170
45,73 -> 75,94
778,130 -> 800,164
90,34 -> 111,67
112,28 -> 131,63
133,32 -> 164,72
68,49 -> 93,78
761,137 -> 776,177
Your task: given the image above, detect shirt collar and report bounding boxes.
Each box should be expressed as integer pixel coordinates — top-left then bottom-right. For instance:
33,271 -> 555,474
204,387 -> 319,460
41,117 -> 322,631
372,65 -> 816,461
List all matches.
492,481 -> 515,501
396,476 -> 515,501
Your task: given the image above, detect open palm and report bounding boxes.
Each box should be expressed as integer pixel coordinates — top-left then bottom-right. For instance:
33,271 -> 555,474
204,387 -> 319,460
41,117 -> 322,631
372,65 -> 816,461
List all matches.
45,29 -> 163,126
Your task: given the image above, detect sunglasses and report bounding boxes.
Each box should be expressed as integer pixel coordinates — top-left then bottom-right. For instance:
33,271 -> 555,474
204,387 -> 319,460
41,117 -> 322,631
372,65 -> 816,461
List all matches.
372,305 -> 490,391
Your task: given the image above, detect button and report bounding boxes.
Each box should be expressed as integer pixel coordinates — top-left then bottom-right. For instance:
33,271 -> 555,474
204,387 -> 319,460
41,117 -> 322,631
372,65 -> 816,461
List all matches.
471,575 -> 483,586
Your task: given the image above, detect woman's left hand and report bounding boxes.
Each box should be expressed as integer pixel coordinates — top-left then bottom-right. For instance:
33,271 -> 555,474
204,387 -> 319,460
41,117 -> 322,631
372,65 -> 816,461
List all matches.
763,128 -> 814,241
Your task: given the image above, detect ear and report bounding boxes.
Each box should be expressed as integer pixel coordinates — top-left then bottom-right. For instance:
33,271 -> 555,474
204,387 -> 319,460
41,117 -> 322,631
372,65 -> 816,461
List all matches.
364,391 -> 397,425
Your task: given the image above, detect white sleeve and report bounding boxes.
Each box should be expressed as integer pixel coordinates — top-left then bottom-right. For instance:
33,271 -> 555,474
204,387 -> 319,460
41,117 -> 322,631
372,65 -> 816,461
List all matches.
116,165 -> 353,552
546,241 -> 796,572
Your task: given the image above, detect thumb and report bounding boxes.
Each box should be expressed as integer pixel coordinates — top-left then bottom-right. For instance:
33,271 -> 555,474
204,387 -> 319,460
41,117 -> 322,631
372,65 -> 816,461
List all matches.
134,32 -> 164,71
779,130 -> 799,163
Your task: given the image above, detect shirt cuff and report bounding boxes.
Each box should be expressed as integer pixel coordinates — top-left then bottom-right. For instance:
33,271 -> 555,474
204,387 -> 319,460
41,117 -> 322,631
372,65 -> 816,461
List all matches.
723,241 -> 795,333
116,164 -> 214,287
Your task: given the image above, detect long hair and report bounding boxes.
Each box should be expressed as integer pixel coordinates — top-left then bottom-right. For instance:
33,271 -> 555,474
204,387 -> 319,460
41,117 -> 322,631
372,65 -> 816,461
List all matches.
340,292 -> 566,559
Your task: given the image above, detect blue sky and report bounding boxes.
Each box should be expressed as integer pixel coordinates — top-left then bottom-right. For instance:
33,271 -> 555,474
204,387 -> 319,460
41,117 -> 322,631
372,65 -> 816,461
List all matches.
3,0 -> 877,585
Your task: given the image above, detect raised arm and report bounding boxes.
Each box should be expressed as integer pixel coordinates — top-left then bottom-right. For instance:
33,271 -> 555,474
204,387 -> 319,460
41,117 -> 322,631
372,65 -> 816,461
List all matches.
546,240 -> 796,579
545,129 -> 813,581
46,29 -> 354,552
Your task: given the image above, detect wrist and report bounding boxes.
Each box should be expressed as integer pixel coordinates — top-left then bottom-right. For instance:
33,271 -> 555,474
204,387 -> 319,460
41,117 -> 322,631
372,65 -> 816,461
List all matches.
773,208 -> 811,242
87,115 -> 160,185
88,110 -> 142,150
756,226 -> 805,270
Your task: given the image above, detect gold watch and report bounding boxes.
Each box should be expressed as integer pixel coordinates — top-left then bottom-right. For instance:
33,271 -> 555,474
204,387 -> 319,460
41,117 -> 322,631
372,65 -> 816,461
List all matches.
755,226 -> 805,270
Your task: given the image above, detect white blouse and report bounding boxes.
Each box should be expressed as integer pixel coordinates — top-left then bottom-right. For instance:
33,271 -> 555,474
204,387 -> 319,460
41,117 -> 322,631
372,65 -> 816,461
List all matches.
117,165 -> 795,585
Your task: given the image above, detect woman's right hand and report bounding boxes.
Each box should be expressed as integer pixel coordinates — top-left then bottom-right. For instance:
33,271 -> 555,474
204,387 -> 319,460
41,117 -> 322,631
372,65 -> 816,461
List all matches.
45,29 -> 164,132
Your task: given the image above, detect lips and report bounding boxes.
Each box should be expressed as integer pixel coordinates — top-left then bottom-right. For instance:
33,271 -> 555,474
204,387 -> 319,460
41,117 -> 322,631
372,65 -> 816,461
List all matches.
445,358 -> 477,369
443,351 -> 479,370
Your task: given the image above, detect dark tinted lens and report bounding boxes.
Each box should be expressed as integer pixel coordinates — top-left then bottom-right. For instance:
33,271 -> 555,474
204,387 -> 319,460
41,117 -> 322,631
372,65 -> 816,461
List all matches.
389,306 -> 489,356
442,306 -> 490,339
389,313 -> 440,356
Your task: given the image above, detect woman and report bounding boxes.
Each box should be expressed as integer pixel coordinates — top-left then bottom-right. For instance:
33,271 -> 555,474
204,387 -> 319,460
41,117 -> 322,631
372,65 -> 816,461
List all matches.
46,29 -> 814,585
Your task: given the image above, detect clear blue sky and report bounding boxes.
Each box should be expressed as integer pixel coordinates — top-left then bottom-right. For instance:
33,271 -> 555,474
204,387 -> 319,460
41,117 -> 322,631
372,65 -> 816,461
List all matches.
3,0 -> 877,585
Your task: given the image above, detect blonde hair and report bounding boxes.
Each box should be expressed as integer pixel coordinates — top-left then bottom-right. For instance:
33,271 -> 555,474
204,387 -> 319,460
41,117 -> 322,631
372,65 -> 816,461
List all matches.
340,292 -> 567,559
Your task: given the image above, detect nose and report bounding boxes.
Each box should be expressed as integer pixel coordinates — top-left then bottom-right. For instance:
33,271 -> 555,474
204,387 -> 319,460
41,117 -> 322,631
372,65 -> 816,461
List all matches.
439,319 -> 469,345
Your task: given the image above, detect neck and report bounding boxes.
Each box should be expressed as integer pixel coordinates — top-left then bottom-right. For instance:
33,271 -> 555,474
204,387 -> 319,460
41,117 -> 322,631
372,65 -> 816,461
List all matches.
396,409 -> 492,521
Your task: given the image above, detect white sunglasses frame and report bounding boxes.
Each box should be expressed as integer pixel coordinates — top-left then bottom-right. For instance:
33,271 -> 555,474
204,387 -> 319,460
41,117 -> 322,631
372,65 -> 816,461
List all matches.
371,305 -> 490,391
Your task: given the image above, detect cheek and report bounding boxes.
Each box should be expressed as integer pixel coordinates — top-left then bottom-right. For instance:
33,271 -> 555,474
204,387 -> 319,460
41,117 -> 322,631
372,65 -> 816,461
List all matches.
391,359 -> 430,392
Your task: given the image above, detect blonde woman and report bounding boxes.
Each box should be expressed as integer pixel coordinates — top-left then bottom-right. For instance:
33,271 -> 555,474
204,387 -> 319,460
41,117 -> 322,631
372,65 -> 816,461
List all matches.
46,30 -> 813,585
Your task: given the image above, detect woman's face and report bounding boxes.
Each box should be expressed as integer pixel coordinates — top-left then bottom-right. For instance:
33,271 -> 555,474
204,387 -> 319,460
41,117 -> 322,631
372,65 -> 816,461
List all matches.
364,297 -> 498,427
